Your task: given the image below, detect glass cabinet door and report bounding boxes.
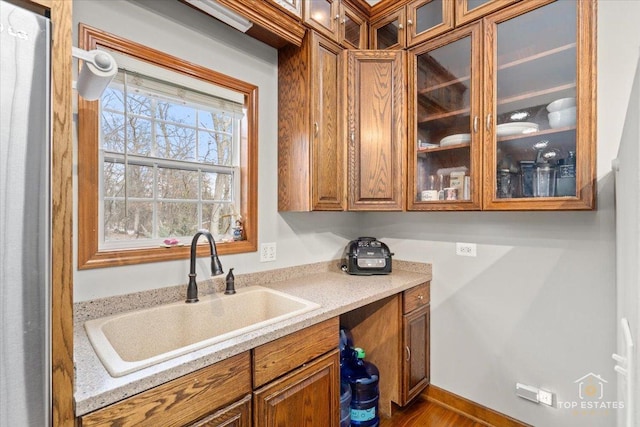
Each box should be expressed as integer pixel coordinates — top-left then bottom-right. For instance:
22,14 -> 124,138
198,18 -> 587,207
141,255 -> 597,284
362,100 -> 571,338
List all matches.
340,3 -> 367,49
406,0 -> 454,47
485,1 -> 582,207
408,23 -> 482,210
304,0 -> 340,41
371,8 -> 405,50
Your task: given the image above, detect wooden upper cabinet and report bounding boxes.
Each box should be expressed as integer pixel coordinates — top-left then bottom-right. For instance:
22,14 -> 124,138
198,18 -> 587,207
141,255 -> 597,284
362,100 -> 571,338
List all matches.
215,0 -> 306,48
454,0 -> 519,26
346,50 -> 407,211
304,0 -> 341,41
482,0 -> 596,210
278,32 -> 345,211
409,0 -> 596,211
371,0 -> 454,50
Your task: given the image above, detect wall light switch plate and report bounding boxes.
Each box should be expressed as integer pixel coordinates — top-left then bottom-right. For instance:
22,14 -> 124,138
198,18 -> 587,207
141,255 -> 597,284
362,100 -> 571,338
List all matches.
456,242 -> 477,257
260,242 -> 276,262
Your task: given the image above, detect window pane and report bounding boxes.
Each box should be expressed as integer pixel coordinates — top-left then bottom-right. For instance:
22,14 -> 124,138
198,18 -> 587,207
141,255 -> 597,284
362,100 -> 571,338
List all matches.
202,203 -> 234,237
104,162 -> 125,198
158,167 -> 199,199
126,116 -> 153,155
202,172 -> 232,201
199,111 -> 232,133
127,92 -> 153,117
156,123 -> 196,160
102,87 -> 125,112
102,111 -> 126,152
158,202 -> 198,237
104,200 -> 153,241
198,131 -> 232,165
156,101 -> 196,127
127,164 -> 154,198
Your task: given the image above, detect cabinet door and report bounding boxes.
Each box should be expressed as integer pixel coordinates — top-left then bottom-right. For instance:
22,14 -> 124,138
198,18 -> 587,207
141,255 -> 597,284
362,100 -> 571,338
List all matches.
454,0 -> 519,26
340,2 -> 368,49
304,0 -> 340,41
407,23 -> 482,211
189,394 -> 251,427
483,0 -> 596,210
311,33 -> 345,210
346,50 -> 406,211
370,8 -> 405,50
402,304 -> 430,404
253,350 -> 340,427
406,0 -> 454,47
278,32 -> 344,211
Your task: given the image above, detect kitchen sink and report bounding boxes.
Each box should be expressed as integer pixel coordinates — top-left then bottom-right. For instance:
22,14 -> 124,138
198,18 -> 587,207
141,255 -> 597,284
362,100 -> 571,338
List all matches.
84,286 -> 320,377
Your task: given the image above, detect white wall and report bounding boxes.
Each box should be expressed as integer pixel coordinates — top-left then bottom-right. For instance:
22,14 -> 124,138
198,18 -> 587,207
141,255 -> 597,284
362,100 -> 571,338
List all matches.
72,0 -> 360,301
72,1 -> 639,426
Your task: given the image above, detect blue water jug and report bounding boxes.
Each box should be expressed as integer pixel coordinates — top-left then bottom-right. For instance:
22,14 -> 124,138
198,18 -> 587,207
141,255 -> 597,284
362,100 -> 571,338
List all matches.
340,381 -> 352,427
342,347 -> 380,427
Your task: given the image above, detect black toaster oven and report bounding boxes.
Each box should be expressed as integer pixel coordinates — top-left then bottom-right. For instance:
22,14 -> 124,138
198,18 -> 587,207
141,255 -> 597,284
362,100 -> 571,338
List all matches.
341,237 -> 393,275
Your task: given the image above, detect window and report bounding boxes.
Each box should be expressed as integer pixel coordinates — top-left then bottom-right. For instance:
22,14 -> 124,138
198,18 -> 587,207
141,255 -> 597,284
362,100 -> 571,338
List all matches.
78,24 -> 257,269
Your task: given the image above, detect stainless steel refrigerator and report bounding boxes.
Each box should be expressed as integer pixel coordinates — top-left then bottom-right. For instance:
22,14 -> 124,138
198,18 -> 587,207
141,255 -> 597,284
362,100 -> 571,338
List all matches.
0,1 -> 51,425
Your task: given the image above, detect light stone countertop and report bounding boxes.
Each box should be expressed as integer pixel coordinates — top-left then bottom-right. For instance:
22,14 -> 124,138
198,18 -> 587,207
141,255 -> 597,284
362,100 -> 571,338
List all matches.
73,259 -> 432,416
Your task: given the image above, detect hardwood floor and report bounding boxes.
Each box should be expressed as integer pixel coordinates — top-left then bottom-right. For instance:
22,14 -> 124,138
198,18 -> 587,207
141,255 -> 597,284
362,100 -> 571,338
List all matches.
380,395 -> 489,427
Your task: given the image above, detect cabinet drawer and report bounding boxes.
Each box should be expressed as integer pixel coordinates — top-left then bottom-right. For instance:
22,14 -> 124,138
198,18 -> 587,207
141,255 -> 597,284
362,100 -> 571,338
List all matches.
79,352 -> 251,427
403,282 -> 430,314
253,317 -> 339,387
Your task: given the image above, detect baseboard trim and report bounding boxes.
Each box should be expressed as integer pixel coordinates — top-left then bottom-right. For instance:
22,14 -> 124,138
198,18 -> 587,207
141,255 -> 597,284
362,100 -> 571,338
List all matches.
424,385 -> 533,427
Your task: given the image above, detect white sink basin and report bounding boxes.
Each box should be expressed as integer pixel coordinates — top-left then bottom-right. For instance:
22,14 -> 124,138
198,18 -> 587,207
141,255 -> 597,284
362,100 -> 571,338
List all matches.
85,286 -> 320,377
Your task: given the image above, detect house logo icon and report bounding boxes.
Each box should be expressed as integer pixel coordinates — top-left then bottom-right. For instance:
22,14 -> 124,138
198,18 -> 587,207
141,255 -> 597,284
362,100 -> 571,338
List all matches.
574,373 -> 607,400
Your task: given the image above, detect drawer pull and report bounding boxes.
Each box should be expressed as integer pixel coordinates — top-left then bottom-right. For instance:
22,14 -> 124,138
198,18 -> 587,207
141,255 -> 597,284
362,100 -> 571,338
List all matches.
405,346 -> 411,362
417,295 -> 424,301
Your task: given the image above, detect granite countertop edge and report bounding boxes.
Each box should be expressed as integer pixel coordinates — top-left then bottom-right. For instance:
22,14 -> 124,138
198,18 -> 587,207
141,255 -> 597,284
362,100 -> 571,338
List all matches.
74,259 -> 432,416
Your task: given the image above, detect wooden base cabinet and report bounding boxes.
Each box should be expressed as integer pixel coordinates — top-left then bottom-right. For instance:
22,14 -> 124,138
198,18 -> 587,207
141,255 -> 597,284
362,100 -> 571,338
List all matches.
340,282 -> 431,417
402,304 -> 430,403
78,353 -> 252,427
253,350 -> 340,427
252,318 -> 340,427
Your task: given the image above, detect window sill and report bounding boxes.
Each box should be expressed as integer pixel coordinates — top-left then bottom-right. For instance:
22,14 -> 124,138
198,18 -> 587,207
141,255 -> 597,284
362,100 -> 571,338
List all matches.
78,239 -> 256,270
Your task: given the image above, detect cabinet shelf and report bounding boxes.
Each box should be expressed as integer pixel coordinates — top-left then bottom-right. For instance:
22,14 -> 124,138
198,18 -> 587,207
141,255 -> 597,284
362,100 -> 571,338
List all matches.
498,42 -> 576,72
417,107 -> 470,123
418,75 -> 471,95
417,142 -> 470,156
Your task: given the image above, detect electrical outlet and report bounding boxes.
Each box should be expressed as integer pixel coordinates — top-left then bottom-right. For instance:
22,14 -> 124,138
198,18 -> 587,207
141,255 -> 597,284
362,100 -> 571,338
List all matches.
260,242 -> 276,262
538,389 -> 554,406
456,242 -> 477,257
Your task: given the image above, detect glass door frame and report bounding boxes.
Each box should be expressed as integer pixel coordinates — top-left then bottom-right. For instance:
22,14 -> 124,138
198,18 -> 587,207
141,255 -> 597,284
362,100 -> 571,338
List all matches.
407,22 -> 483,211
